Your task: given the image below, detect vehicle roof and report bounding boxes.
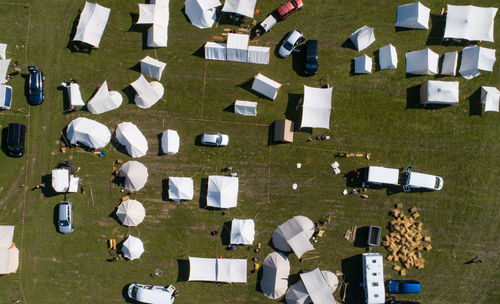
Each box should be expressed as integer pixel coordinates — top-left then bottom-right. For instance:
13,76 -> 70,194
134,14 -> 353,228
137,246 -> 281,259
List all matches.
401,281 -> 421,293
367,166 -> 399,185
288,30 -> 302,42
135,285 -> 173,304
408,172 -> 439,188
203,133 -> 220,142
306,40 -> 318,55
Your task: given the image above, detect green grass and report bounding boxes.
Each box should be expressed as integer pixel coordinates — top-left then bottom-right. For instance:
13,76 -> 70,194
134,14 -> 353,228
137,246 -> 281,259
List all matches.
0,0 -> 499,303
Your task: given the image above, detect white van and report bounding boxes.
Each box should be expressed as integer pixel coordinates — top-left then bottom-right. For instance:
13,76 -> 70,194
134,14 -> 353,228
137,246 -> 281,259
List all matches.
403,167 -> 443,191
363,166 -> 443,192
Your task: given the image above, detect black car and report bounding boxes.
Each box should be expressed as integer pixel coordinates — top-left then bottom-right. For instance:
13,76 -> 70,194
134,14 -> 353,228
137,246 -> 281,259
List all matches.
6,123 -> 26,157
304,40 -> 318,75
27,66 -> 44,105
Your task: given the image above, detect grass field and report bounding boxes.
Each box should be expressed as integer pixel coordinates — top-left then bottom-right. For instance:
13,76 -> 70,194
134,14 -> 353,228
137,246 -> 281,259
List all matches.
0,0 -> 499,303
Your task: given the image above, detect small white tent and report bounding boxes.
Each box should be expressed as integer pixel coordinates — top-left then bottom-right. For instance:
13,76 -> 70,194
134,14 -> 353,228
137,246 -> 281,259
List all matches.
0,43 -> 6,60
222,0 -> 257,18
285,280 -> 309,304
73,1 -> 111,47
119,161 -> 149,191
272,216 -> 315,259
420,80 -> 459,105
65,83 -> 85,108
261,252 -> 290,300
185,0 -> 221,29
117,199 -> 146,226
248,46 -> 270,64
379,44 -> 398,70
444,5 -> 498,42
301,86 -> 333,130
161,129 -> 180,154
188,257 -> 247,283
87,81 -> 123,114
205,42 -> 227,60
207,175 -> 239,208
226,33 -> 249,63
481,86 -> 500,112
140,56 -> 166,81
251,73 -> 282,100
234,100 -> 257,116
66,117 -> 111,150
0,59 -> 11,84
52,169 -> 79,193
168,177 -> 194,201
122,235 -> 144,260
406,48 -> 439,75
0,226 -> 19,275
440,51 -> 458,76
354,54 -> 372,74
115,122 -> 149,158
230,219 -> 255,245
137,0 -> 170,47
396,2 -> 430,29
131,75 -> 164,109
459,46 -> 496,80
300,268 -> 336,304
349,26 -> 375,51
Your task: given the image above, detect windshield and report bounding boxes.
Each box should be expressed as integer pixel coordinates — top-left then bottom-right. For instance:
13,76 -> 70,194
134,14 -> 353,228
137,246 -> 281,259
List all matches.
435,177 -> 441,189
216,135 -> 222,145
306,58 -> 317,70
283,41 -> 293,51
59,220 -> 69,226
131,286 -> 138,298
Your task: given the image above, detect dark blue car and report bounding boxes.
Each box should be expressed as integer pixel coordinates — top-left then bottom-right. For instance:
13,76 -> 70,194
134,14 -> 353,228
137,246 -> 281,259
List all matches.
304,40 -> 318,76
389,280 -> 421,294
28,66 -> 44,105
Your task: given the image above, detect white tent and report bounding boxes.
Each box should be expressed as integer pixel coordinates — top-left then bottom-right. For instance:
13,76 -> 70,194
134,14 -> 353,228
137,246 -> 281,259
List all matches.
0,43 -> 6,60
0,226 -> 14,249
459,46 -> 496,80
285,280 -> 309,304
379,44 -> 398,70
420,80 -> 459,105
188,257 -> 247,283
227,33 -> 249,63
137,0 -> 170,47
73,1 -> 111,47
261,252 -> 290,300
168,177 -> 194,201
251,73 -> 282,100
185,0 -> 221,29
115,122 -> 149,158
321,271 -> 339,293
222,0 -> 257,18
440,51 -> 458,76
51,169 -> 79,193
230,219 -> 255,245
161,129 -> 180,154
444,5 -> 498,42
66,117 -> 111,150
0,226 -> 19,275
272,216 -> 315,259
87,81 -> 123,114
205,42 -> 227,60
349,26 -> 375,51
405,48 -> 439,75
119,161 -> 149,191
206,175 -> 239,208
131,75 -> 164,109
354,54 -> 372,74
65,83 -> 85,108
234,100 -> 257,116
396,2 -> 430,29
117,199 -> 146,226
481,86 -> 500,112
248,46 -> 270,64
362,253 -> 385,304
0,59 -> 11,84
301,86 -> 333,130
140,56 -> 166,81
300,268 -> 336,304
122,235 -> 145,260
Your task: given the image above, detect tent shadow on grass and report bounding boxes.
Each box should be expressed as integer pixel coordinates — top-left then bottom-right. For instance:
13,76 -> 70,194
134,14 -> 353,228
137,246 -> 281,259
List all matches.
198,177 -> 208,209
122,85 -> 137,105
192,44 -> 205,58
127,13 -> 140,32
220,221 -> 232,246
344,168 -> 365,188
353,226 -> 369,248
161,178 -> 169,201
108,206 -> 122,226
66,10 -> 92,54
405,85 -> 422,109
284,93 -> 302,131
341,254 -> 365,304
469,88 -> 482,116
177,259 -> 190,282
223,102 -> 235,113
426,14 -> 446,46
373,50 -> 381,71
129,62 -> 141,74
341,38 -> 356,51
41,174 -> 58,197
156,133 -> 163,156
111,137 -> 130,157
255,264 -> 264,292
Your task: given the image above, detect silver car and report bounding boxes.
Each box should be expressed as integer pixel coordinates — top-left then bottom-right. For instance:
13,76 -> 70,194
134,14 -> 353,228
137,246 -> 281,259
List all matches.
127,283 -> 176,304
201,133 -> 229,146
279,29 -> 304,58
57,201 -> 73,234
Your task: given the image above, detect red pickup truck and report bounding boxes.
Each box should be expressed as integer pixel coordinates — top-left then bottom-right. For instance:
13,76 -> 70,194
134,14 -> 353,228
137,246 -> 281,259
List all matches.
276,0 -> 304,20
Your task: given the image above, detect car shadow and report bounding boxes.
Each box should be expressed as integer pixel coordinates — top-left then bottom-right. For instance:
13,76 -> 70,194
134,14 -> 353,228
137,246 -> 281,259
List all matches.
52,204 -> 59,233
292,44 -> 306,77
1,127 -> 8,156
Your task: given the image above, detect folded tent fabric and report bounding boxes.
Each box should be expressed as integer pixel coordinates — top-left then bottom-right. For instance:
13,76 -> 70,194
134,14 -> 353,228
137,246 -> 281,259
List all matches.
73,1 -> 111,47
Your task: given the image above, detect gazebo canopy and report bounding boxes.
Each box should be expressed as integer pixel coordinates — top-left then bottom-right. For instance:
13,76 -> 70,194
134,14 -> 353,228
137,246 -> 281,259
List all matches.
444,5 -> 498,42
122,235 -> 144,260
117,199 -> 146,226
118,161 -> 149,191
168,177 -> 194,201
301,86 -> 333,129
206,176 -> 239,208
230,219 -> 255,245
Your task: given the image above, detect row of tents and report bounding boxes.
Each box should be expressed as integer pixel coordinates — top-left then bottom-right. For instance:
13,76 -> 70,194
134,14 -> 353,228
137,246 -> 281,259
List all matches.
205,33 -> 271,64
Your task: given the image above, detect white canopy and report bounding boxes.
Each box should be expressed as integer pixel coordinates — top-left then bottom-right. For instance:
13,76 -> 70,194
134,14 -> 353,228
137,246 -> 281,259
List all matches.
248,46 -> 270,64
0,226 -> 18,275
301,86 -> 333,130
300,268 -> 336,304
0,43 -> 6,60
354,54 -> 372,74
379,44 -> 397,70
251,73 -> 282,100
161,129 -> 180,154
230,219 -> 255,245
227,33 -> 249,63
0,59 -> 11,84
420,80 -> 459,105
185,0 -> 221,29
138,0 -> 170,47
122,235 -> 144,260
362,253 -> 385,304
168,177 -> 194,201
73,2 -> 111,47
87,81 -> 123,114
444,5 -> 498,42
261,252 -> 290,300
440,51 -> 458,76
222,0 -> 257,18
66,117 -> 111,150
234,100 -> 257,116
459,46 -> 496,80
349,26 -> 375,51
0,226 -> 14,248
115,122 -> 149,158
285,280 -> 309,304
131,75 -> 164,109
188,257 -> 247,283
405,48 -> 439,75
117,199 -> 146,226
140,56 -> 166,81
272,216 -> 315,259
119,161 -> 149,191
207,175 -> 239,208
66,83 -> 85,107
481,86 -> 500,112
51,169 -> 79,193
205,42 -> 227,60
396,2 -> 430,29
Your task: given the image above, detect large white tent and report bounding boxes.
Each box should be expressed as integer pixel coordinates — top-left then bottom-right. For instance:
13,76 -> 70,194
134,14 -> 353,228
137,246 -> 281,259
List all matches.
459,46 -> 496,80
205,42 -> 227,60
301,86 -> 333,130
73,1 -> 111,47
227,33 -> 249,63
131,75 -> 164,109
66,117 -> 111,150
440,51 -> 458,76
119,161 -> 149,191
185,0 -> 221,29
117,199 -> 146,226
354,54 -> 372,74
52,169 -> 79,193
140,56 -> 166,81
0,59 -> 11,84
248,46 -> 270,64
420,80 -> 459,105
230,219 -> 255,245
300,268 -> 336,304
234,100 -> 257,116
379,44 -> 398,70
222,0 -> 257,18
137,0 -> 170,47
444,5 -> 498,42
0,226 -> 19,275
406,48 -> 439,75
261,252 -> 290,300
481,86 -> 500,112
251,73 -> 282,100
188,257 -> 247,283
122,235 -> 144,260
396,2 -> 430,29
0,43 -> 6,60
115,122 -> 149,158
272,216 -> 315,259
66,83 -> 86,108
87,81 -> 123,114
168,177 -> 194,201
161,129 -> 180,154
349,26 -> 375,52
206,175 -> 239,208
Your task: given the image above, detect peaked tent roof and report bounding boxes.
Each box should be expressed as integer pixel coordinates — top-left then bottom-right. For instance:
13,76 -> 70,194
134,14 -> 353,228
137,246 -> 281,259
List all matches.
251,73 -> 282,100
440,51 -> 458,76
354,54 -> 372,74
73,1 -> 111,47
185,0 -> 221,29
349,26 -> 375,52
222,0 -> 257,18
131,75 -> 164,109
481,86 -> 500,112
379,44 -> 398,70
137,0 -> 170,47
261,252 -> 290,299
444,5 -> 498,42
118,161 -> 149,191
66,83 -> 86,107
459,46 -> 496,80
272,216 -> 315,259
161,129 -> 180,154
300,86 -> 333,129
230,219 -> 255,245
207,175 -> 239,208
168,177 -> 194,200
66,117 -> 111,150
122,235 -> 144,260
420,80 -> 459,105
87,81 -> 123,114
285,280 -> 309,304
51,168 -> 79,193
117,199 -> 146,226
115,122 -> 149,158
248,46 -> 270,64
396,2 -> 430,29
140,56 -> 167,81
321,271 -> 339,293
405,48 -> 439,75
300,268 -> 336,304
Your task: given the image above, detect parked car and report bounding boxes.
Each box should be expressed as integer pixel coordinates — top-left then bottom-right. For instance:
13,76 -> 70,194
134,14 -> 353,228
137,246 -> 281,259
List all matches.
27,66 -> 44,105
279,29 -> 304,58
57,201 -> 73,234
304,40 -> 319,75
363,165 -> 443,192
6,123 -> 26,157
389,280 -> 421,294
201,133 -> 229,146
403,166 -> 443,191
127,283 -> 176,304
277,0 -> 304,20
